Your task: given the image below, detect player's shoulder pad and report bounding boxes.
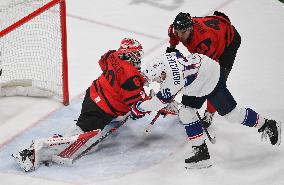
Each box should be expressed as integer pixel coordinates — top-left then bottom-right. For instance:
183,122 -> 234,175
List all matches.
101,50 -> 116,61
213,11 -> 231,23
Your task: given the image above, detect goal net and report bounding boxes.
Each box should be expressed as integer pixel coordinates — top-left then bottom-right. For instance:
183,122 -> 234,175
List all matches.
0,0 -> 69,105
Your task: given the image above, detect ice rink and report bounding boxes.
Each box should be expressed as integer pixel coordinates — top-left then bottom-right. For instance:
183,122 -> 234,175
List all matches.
1,0 -> 284,185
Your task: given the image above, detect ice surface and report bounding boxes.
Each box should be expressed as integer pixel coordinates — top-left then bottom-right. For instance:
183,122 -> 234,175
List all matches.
1,0 -> 284,185
0,97 -> 186,184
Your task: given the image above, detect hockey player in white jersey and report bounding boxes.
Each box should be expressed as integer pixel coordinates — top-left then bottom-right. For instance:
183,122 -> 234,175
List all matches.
130,51 -> 281,169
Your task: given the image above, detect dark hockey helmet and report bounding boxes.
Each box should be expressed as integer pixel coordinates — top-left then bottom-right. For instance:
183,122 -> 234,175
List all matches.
118,38 -> 144,70
173,12 -> 193,31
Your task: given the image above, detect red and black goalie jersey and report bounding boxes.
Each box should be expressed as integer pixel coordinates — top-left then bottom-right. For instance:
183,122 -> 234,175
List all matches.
89,50 -> 145,116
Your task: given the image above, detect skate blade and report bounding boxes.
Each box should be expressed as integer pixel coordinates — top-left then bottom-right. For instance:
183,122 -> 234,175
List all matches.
185,160 -> 212,169
11,153 -> 34,172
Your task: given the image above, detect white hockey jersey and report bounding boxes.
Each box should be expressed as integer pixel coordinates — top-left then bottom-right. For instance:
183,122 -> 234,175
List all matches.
140,52 -> 220,112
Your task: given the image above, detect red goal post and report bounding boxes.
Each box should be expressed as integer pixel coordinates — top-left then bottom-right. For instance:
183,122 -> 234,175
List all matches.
0,0 -> 69,105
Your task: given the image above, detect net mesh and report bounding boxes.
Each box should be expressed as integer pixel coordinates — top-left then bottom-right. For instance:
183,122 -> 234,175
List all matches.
0,0 -> 65,100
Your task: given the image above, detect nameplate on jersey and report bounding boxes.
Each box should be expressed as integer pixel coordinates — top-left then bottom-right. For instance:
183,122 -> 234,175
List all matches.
166,53 -> 181,85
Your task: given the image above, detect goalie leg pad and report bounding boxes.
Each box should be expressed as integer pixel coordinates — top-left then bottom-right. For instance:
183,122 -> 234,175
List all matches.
12,129 -> 101,171
58,129 -> 101,158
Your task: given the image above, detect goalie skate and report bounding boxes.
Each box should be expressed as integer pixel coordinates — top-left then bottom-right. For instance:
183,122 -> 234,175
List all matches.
12,138 -> 49,172
12,149 -> 35,172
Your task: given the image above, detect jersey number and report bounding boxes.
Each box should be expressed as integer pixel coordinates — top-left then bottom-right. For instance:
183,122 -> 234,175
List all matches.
203,19 -> 220,30
133,76 -> 141,87
194,38 -> 211,55
103,63 -> 115,86
162,88 -> 172,99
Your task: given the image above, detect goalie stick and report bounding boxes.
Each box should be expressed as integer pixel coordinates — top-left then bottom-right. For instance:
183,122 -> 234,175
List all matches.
53,110 -> 175,165
52,113 -> 131,165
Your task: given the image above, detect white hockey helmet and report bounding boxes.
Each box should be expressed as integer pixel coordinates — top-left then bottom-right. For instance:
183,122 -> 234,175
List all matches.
143,54 -> 168,83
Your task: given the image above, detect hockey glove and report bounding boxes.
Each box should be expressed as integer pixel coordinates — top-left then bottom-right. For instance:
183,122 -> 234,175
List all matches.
168,24 -> 180,46
131,101 -> 150,120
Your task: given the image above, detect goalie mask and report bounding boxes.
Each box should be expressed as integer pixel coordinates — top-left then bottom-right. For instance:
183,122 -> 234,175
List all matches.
118,38 -> 144,71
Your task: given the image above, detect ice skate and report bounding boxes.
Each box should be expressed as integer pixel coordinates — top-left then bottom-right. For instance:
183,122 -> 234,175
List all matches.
202,110 -> 214,129
12,139 -> 46,172
258,119 -> 281,146
185,142 -> 212,169
12,148 -> 35,172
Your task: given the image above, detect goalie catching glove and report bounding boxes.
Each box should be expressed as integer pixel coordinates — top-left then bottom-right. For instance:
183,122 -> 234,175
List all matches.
130,101 -> 150,120
130,89 -> 156,120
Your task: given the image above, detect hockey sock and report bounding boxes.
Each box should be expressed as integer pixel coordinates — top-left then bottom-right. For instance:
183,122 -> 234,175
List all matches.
179,106 -> 205,144
224,107 -> 265,128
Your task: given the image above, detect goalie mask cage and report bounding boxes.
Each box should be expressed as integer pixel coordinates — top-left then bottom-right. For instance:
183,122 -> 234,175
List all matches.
0,0 -> 69,105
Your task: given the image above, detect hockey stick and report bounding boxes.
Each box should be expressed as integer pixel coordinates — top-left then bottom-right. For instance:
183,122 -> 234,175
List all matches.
196,111 -> 216,144
143,86 -> 183,134
52,113 -> 131,165
71,113 -> 131,163
144,108 -> 178,134
144,111 -> 162,134
143,107 -> 216,144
